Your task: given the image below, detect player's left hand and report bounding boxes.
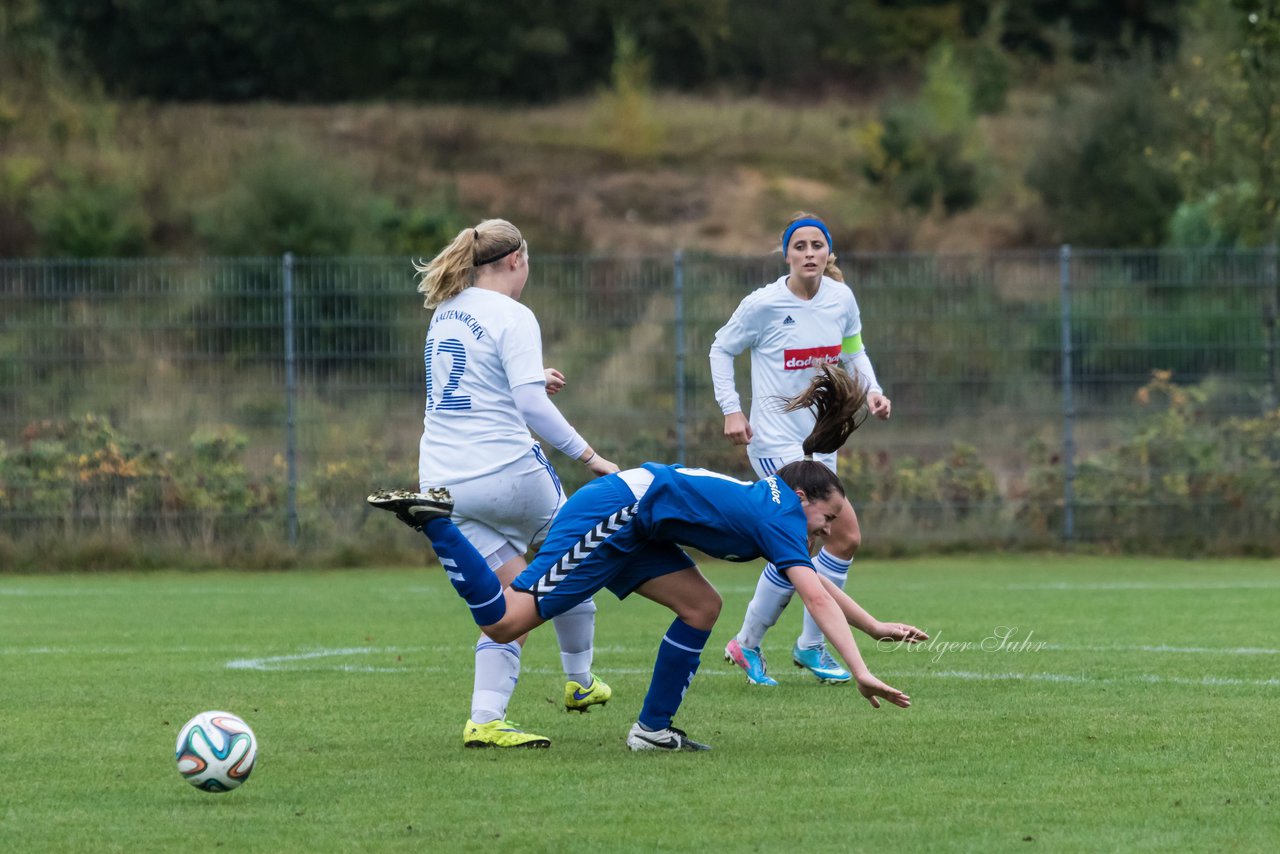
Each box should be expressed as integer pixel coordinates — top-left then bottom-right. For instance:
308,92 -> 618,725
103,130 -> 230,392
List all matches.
874,621 -> 928,644
544,368 -> 566,396
856,673 -> 911,709
867,392 -> 892,420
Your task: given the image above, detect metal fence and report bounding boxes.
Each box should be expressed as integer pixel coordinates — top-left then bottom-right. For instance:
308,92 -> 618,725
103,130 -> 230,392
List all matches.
2,247 -> 1278,561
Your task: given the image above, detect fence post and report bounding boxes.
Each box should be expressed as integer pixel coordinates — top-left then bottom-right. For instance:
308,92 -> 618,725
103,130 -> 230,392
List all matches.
283,252 -> 299,548
674,249 -> 687,465
1059,244 -> 1076,546
1265,243 -> 1278,411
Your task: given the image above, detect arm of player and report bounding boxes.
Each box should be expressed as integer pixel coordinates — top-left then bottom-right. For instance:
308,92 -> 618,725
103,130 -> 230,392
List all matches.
511,382 -> 619,476
816,574 -> 928,643
789,565 -> 911,709
709,344 -> 752,445
841,339 -> 891,421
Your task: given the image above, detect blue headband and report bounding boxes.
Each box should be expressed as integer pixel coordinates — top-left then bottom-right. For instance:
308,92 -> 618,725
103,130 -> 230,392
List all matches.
782,218 -> 833,253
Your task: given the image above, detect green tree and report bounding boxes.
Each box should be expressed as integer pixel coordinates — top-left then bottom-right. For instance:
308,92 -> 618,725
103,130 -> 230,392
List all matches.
1027,63 -> 1181,247
1170,0 -> 1280,246
858,42 -> 986,215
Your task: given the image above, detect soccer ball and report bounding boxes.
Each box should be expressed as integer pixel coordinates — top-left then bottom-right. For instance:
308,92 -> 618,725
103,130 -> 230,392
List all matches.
175,710 -> 258,792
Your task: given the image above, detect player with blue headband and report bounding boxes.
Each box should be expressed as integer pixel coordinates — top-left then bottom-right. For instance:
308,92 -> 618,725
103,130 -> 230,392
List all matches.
710,211 -> 901,688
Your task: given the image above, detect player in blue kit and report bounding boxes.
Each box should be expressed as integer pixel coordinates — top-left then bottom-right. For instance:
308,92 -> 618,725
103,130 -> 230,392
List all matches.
370,364 -> 924,751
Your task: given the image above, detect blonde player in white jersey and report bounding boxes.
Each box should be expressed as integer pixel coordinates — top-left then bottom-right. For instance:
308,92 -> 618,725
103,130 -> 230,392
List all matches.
711,212 -> 924,686
412,218 -> 620,747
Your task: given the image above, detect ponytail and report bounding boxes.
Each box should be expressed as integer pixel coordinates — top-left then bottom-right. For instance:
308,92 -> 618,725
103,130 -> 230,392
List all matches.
780,362 -> 867,457
414,219 -> 525,309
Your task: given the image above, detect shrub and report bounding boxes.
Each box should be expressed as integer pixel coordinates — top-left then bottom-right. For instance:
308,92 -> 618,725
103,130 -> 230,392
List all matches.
1022,372 -> 1280,552
30,169 -> 150,257
858,43 -> 985,215
195,145 -> 366,256
1027,64 -> 1182,247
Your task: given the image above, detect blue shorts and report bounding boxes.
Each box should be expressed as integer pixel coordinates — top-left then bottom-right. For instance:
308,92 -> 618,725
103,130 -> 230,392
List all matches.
510,475 -> 693,619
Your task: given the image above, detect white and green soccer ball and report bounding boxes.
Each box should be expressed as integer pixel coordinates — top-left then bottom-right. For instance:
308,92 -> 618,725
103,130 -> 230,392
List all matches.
175,710 -> 257,792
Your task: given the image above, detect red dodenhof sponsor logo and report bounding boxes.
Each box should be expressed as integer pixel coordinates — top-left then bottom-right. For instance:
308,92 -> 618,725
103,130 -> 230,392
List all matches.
783,345 -> 841,370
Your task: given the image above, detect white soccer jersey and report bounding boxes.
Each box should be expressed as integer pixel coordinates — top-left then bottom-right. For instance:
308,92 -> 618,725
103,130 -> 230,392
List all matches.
418,287 -> 546,484
710,274 -> 881,461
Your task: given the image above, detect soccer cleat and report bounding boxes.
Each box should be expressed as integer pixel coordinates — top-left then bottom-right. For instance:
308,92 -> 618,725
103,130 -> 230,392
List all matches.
367,488 -> 454,531
564,675 -> 613,713
626,722 -> 711,752
791,643 -> 852,684
463,718 -> 551,749
724,638 -> 778,686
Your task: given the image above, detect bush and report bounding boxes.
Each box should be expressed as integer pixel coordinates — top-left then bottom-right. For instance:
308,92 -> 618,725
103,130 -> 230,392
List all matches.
1022,372 -> 1280,552
0,414 -> 282,560
1027,64 -> 1182,247
1166,182 -> 1260,249
195,145 -> 366,256
858,43 -> 985,216
30,169 -> 150,256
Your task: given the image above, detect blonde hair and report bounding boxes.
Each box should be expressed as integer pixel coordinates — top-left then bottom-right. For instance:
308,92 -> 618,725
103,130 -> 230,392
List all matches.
781,211 -> 844,283
413,219 -> 525,308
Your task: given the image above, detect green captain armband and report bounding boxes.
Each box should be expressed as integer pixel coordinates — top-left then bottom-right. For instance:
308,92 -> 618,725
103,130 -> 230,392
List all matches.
841,333 -> 864,353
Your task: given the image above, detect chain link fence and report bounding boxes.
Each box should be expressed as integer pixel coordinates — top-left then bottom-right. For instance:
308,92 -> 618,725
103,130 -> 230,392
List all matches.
2,248 -> 1278,564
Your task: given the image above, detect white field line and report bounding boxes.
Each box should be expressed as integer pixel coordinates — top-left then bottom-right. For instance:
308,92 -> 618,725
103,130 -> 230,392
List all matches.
2,641 -> 1274,660
1007,581 -> 1280,591
218,647 -> 1280,689
0,642 -> 641,658
5,642 -> 1276,688
1043,643 -> 1280,655
919,669 -> 1280,688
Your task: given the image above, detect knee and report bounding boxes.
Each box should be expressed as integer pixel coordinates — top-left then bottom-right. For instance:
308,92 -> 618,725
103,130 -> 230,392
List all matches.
681,589 -> 722,631
829,529 -> 860,557
825,517 -> 861,558
482,621 -> 520,644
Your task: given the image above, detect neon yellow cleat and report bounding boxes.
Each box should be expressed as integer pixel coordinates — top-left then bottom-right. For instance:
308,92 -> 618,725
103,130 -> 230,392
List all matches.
462,719 -> 551,749
564,675 -> 613,713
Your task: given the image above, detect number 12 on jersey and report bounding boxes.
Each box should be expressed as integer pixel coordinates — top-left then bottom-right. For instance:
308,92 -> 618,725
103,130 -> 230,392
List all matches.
424,337 -> 472,412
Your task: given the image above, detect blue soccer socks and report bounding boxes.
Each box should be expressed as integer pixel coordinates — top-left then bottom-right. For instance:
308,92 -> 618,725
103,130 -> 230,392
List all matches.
424,517 -> 507,626
637,618 -> 711,732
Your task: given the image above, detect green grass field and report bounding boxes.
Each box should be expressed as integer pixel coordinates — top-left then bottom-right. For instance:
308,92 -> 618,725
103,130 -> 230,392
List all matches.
3,556 -> 1278,852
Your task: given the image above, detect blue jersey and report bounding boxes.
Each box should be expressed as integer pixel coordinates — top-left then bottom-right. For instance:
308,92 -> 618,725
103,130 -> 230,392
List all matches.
512,462 -> 818,619
633,463 -> 814,572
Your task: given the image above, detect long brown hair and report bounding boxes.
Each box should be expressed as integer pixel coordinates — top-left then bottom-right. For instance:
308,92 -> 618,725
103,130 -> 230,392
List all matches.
781,211 -> 845,283
782,362 -> 868,457
773,362 -> 866,501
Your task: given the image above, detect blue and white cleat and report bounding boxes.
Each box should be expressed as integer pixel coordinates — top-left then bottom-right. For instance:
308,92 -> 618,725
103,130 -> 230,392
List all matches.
792,643 -> 852,684
724,638 -> 778,686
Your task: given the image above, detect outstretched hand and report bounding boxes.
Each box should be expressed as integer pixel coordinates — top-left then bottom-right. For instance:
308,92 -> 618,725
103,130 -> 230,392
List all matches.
874,621 -> 929,644
856,673 -> 911,709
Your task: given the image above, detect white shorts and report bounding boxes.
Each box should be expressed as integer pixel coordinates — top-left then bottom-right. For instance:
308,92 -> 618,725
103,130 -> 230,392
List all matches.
749,451 -> 837,481
422,444 -> 564,566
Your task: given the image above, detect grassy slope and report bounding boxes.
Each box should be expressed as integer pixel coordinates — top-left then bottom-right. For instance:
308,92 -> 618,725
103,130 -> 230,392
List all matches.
3,555 -> 1277,852
6,86 -> 1057,258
